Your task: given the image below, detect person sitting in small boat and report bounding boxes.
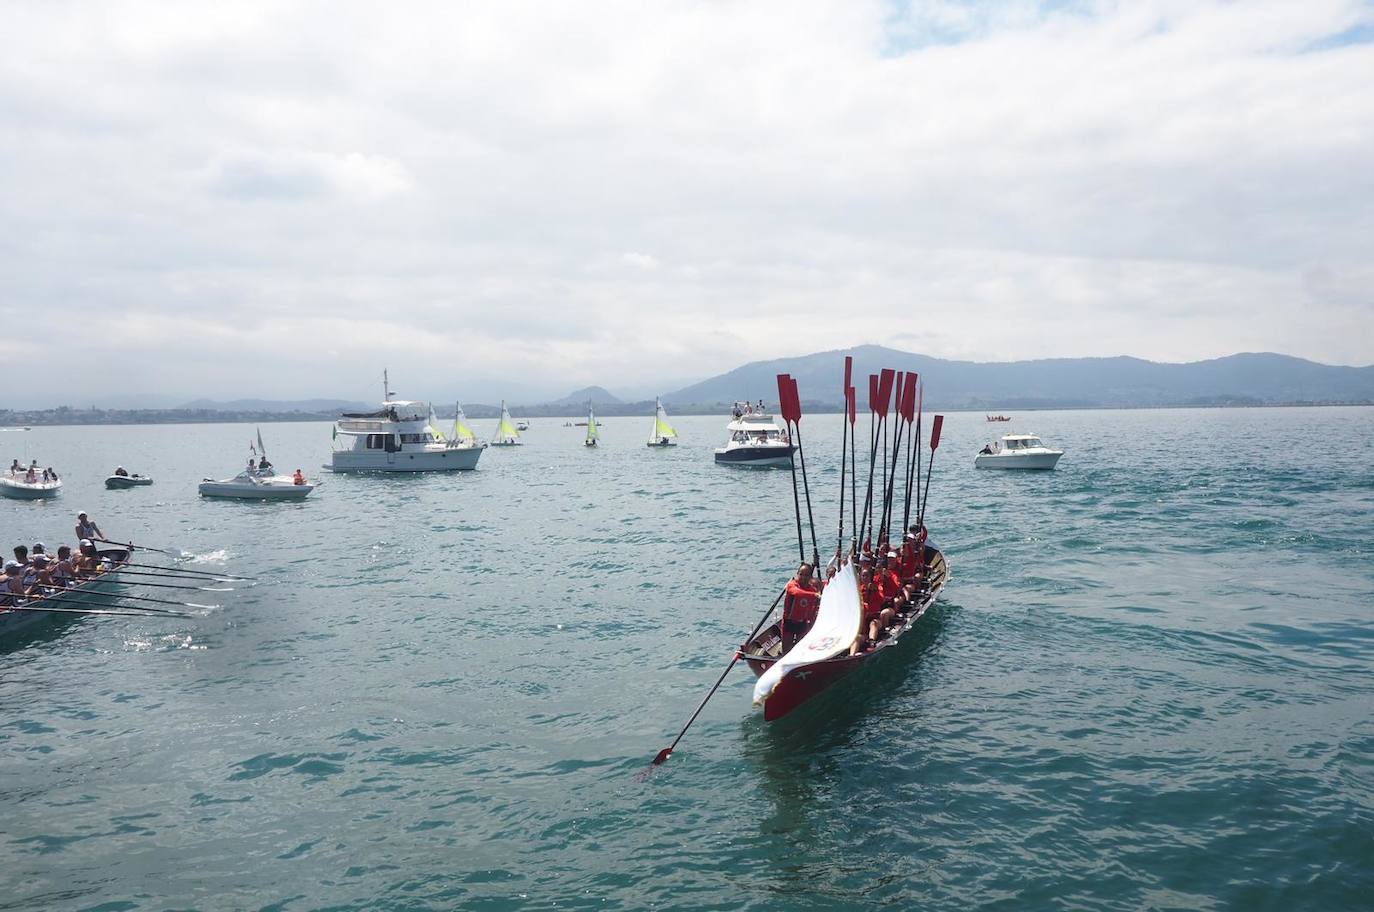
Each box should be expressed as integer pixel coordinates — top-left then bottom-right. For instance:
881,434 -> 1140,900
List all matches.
114,466 -> 129,477
8,459 -> 19,474
851,568 -> 887,655
257,455 -> 273,474
979,444 -> 993,455
781,562 -> 821,650
75,512 -> 104,543
292,469 -> 306,486
24,465 -> 38,483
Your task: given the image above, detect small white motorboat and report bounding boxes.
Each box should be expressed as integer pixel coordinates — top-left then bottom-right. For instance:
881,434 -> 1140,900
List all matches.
975,434 -> 1064,470
199,470 -> 317,500
1,472 -> 62,499
106,473 -> 154,489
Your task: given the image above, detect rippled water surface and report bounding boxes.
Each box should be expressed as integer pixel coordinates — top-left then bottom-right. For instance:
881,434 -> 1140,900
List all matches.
2,408 -> 1372,911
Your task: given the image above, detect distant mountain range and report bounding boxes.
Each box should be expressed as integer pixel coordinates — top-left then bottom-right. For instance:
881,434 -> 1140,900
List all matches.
662,347 -> 1374,409
6,350 -> 1372,425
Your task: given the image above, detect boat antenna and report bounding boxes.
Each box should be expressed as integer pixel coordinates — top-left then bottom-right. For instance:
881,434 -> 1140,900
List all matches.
383,368 -> 393,402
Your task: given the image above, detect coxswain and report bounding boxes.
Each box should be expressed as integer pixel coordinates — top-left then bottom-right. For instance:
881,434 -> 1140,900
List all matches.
75,511 -> 104,543
292,469 -> 306,486
114,466 -> 129,477
781,562 -> 822,651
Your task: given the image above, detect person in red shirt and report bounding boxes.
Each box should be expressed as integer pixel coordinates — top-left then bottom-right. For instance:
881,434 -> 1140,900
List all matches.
781,563 -> 821,650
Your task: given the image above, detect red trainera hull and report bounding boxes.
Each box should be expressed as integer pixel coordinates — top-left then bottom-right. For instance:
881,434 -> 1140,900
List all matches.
742,545 -> 948,721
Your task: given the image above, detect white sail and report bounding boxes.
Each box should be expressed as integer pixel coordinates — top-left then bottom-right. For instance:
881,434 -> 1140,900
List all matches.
650,397 -> 678,443
426,404 -> 446,442
752,560 -> 863,706
452,403 -> 477,443
495,400 -> 521,443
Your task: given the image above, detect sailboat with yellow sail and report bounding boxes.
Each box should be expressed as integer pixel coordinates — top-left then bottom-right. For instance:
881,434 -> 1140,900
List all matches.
647,397 -> 678,448
448,403 -> 485,450
584,403 -> 600,448
491,400 -> 522,447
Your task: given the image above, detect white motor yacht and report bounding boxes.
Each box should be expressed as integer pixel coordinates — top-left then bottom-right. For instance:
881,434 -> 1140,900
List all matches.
328,375 -> 485,472
974,434 -> 1064,470
714,405 -> 795,467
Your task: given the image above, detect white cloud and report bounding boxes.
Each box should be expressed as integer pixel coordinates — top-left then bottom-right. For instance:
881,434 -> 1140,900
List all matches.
0,0 -> 1371,407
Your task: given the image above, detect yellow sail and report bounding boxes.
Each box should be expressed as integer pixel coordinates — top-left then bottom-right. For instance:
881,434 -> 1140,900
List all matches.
651,399 -> 678,442
496,401 -> 521,440
586,407 -> 599,442
654,416 -> 677,437
453,403 -> 477,442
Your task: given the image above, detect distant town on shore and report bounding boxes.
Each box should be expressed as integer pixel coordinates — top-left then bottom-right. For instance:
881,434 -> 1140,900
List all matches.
5,347 -> 1372,427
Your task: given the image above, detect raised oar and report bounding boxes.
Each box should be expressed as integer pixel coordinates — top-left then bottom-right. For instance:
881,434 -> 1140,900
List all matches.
92,538 -> 181,557
115,562 -> 255,582
648,586 -> 788,770
3,603 -> 190,619
777,374 -> 806,564
916,415 -> 945,533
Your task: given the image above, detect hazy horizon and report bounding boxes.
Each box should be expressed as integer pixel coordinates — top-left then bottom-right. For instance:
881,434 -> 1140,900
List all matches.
3,1 -> 1372,407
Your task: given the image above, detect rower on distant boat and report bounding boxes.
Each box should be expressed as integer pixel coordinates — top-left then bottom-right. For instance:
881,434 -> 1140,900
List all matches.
75,511 -> 104,542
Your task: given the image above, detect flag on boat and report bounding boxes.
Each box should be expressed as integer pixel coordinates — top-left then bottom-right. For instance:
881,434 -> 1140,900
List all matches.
752,560 -> 863,706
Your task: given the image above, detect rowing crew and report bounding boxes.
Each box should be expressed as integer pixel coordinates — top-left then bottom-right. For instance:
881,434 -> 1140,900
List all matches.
780,524 -> 931,656
1,540 -> 119,606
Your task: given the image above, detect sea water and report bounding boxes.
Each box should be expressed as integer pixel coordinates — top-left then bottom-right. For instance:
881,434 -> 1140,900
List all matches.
2,407 -> 1371,910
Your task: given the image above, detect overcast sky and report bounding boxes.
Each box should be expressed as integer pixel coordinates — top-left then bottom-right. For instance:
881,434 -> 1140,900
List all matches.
2,0 -> 1372,408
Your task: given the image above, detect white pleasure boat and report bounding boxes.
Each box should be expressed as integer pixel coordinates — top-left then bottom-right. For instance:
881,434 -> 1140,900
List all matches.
647,397 -> 678,448
974,433 -> 1064,470
199,469 -> 317,500
1,466 -> 62,499
714,404 -> 795,467
327,374 -> 485,472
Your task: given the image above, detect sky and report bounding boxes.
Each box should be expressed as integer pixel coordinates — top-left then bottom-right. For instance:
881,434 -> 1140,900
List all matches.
2,0 -> 1372,408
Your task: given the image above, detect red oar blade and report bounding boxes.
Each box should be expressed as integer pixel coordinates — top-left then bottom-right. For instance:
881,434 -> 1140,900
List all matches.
652,747 -> 673,765
930,414 -> 944,450
787,376 -> 803,423
867,374 -> 879,414
847,386 -> 857,425
902,372 -> 918,422
775,374 -> 795,424
843,355 -> 853,391
876,369 -> 895,418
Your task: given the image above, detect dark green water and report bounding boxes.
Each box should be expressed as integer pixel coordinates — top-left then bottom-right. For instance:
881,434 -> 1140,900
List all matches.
2,408 -> 1372,910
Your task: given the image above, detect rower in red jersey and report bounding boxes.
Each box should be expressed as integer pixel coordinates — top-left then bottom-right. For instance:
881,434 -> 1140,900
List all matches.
781,562 -> 821,650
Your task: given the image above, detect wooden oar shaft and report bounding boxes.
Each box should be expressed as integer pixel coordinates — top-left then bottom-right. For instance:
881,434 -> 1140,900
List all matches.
651,586 -> 788,767
117,561 -> 253,581
2,604 -> 185,619
92,537 -> 178,556
42,582 -> 207,611
98,569 -> 221,590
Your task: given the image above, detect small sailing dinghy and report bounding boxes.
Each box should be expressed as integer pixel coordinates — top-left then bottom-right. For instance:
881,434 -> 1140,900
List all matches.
490,401 -> 522,446
450,403 -> 482,448
584,404 -> 599,447
647,397 -> 678,448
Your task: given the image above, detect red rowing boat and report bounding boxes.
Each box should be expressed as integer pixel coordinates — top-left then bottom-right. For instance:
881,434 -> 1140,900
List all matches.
739,543 -> 950,721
